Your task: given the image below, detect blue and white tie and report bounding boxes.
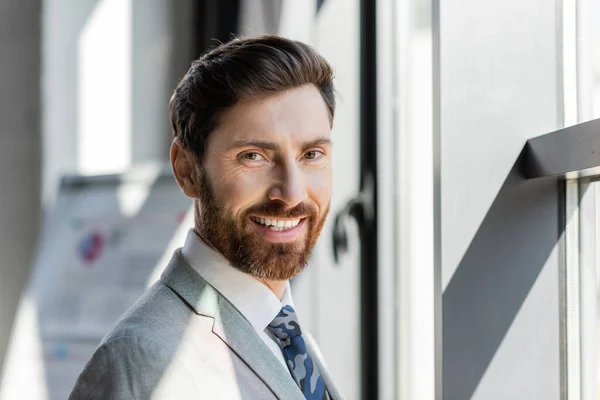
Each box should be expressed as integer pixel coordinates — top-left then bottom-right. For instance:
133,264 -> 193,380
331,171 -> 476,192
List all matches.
268,305 -> 328,400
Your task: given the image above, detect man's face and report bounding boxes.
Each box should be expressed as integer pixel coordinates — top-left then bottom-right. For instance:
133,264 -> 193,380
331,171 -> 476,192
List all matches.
197,84 -> 332,280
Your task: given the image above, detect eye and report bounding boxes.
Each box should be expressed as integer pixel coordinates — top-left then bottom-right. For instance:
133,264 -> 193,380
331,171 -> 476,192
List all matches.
304,150 -> 324,160
240,152 -> 266,162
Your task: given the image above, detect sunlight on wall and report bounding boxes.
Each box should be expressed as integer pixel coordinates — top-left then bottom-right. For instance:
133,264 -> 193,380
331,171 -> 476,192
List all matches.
116,163 -> 163,217
278,0 -> 316,43
0,295 -> 48,400
78,0 -> 131,174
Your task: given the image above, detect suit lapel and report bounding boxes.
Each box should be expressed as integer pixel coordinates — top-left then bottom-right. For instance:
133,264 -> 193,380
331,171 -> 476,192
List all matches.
161,251 -> 304,400
305,332 -> 344,400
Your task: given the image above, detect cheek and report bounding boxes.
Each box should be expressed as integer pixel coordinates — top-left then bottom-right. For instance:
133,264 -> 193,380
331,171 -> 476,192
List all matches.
306,168 -> 332,210
209,167 -> 270,215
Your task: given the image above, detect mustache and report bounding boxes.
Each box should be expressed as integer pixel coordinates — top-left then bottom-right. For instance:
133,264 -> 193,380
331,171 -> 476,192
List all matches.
245,201 -> 317,219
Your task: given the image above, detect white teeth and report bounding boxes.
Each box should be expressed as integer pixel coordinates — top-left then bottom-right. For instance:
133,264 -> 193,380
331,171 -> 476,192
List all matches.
252,217 -> 302,231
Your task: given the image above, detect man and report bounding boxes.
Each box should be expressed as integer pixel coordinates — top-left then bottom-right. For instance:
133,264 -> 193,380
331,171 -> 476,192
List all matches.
69,35 -> 342,400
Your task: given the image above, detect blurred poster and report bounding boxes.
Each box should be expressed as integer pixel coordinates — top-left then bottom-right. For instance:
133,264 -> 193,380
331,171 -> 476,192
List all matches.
40,212 -> 186,339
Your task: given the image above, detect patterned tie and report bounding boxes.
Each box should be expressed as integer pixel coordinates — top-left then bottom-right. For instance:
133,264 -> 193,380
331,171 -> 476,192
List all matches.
268,305 -> 328,400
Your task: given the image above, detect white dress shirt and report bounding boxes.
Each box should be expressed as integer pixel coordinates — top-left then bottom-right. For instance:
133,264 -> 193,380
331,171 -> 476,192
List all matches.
181,229 -> 293,371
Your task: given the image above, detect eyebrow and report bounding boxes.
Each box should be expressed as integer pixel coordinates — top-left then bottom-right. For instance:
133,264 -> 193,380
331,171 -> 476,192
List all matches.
228,137 -> 332,152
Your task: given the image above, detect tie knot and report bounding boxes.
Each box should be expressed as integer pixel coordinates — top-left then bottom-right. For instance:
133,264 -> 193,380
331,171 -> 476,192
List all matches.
268,305 -> 302,340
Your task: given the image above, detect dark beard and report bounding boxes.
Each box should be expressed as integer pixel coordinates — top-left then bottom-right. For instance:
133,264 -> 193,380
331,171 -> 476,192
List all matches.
195,173 -> 329,280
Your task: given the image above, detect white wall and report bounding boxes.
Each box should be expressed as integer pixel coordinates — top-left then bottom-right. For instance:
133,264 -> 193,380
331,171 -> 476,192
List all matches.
440,1 -> 562,399
440,1 -> 560,289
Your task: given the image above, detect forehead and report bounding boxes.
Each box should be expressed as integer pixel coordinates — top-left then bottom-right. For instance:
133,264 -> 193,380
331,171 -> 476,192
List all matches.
212,84 -> 332,147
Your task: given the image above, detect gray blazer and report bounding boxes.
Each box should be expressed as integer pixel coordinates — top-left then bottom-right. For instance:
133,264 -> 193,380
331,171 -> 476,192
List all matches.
69,250 -> 343,400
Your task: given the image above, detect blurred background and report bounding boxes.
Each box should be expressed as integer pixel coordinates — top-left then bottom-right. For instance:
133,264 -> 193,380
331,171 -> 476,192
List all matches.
1,0 -> 600,399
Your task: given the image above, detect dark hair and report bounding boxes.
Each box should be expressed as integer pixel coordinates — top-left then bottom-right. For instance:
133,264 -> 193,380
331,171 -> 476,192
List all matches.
169,35 -> 336,162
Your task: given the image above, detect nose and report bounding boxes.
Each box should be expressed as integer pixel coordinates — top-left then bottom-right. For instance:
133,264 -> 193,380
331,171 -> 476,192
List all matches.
267,159 -> 308,208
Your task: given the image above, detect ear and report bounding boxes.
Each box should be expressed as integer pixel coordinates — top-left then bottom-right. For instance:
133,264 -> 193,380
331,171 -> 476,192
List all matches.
170,138 -> 200,199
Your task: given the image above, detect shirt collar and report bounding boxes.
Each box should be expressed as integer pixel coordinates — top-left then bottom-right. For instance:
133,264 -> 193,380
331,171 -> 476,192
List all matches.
181,229 -> 294,332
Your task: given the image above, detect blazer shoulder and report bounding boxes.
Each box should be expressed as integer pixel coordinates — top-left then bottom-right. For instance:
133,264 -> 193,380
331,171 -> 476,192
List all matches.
70,278 -> 213,400
69,335 -> 198,400
101,280 -> 211,347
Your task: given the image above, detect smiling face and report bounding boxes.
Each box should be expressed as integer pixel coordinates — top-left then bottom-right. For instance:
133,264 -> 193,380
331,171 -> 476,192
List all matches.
196,84 -> 332,280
